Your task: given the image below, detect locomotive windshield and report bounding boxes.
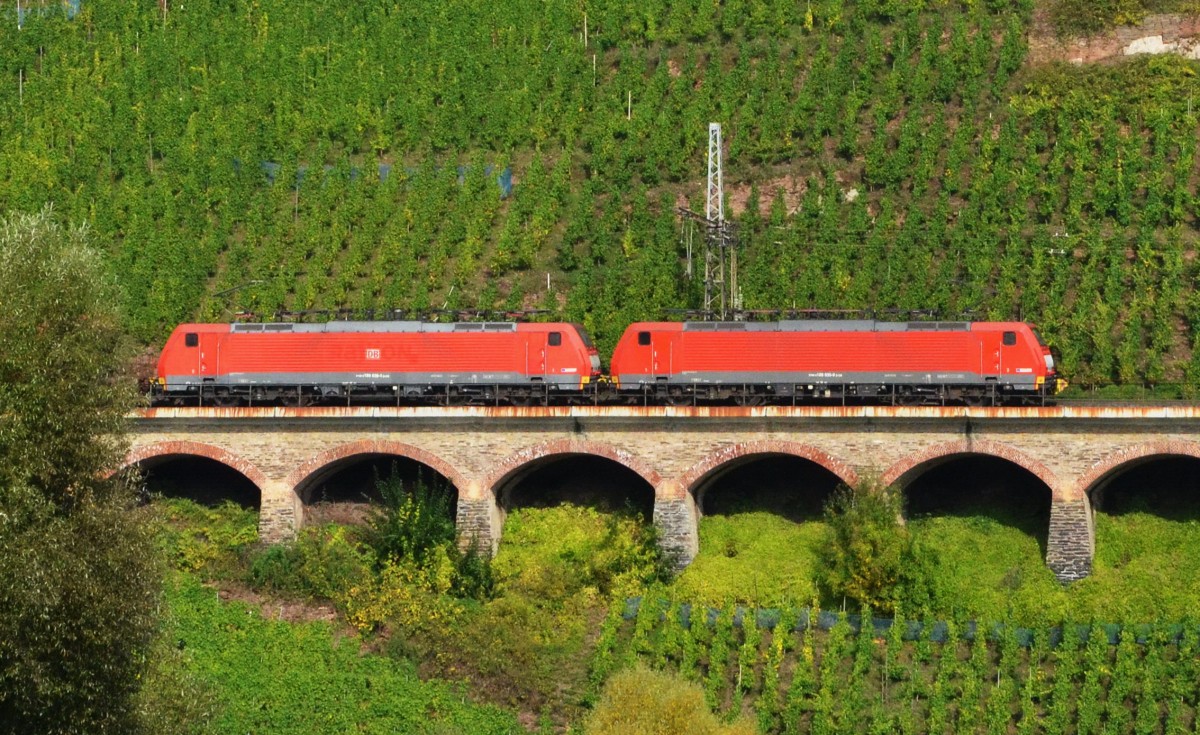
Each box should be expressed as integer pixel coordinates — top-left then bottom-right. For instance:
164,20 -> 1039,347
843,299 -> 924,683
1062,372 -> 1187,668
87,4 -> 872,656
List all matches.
572,323 -> 595,348
1033,329 -> 1047,347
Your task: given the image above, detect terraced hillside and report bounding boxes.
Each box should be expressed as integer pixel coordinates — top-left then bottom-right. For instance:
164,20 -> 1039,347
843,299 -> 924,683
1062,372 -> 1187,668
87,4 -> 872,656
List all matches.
4,0 -> 1200,389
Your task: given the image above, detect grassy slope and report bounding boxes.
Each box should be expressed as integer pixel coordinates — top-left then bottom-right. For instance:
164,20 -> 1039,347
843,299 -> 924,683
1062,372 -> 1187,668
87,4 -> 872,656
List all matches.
166,573 -> 523,735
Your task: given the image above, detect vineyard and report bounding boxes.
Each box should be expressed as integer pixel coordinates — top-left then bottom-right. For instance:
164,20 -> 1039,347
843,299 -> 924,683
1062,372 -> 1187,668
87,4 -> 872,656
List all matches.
595,598 -> 1200,735
4,1 -> 1200,389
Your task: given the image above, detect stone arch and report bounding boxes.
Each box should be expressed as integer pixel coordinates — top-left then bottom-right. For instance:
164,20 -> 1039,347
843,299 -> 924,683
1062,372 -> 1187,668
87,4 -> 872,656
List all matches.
1076,439 -> 1200,500
286,439 -> 470,503
882,439 -> 1062,500
115,440 -> 270,494
677,441 -> 859,502
483,439 -> 663,501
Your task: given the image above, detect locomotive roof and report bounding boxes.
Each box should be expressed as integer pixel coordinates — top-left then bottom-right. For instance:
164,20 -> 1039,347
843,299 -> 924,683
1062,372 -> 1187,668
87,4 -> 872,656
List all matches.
682,320 -> 973,332
229,321 -> 518,333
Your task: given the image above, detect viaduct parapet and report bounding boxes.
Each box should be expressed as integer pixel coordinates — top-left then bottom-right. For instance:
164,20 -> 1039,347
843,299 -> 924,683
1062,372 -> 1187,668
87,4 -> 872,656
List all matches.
119,405 -> 1200,583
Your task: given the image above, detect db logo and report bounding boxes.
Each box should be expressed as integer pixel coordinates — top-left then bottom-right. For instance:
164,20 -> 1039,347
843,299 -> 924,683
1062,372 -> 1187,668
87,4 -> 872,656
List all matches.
365,348 -> 381,360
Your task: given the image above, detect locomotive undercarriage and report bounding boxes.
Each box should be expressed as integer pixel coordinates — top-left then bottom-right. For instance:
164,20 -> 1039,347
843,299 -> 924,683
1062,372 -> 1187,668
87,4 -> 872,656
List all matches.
154,380 -> 1053,407
626,381 -> 1053,407
154,381 -> 608,408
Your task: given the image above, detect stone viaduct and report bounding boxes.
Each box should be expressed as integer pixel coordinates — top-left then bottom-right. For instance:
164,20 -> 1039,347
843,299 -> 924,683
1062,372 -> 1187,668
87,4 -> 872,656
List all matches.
118,405 -> 1200,583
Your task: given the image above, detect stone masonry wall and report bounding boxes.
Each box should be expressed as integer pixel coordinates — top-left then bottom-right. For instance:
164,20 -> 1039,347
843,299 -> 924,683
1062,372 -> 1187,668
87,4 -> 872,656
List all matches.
654,494 -> 700,570
1046,499 -> 1095,583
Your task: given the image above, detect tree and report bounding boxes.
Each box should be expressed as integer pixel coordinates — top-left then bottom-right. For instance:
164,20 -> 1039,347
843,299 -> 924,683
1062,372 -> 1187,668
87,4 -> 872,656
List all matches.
0,208 -> 163,734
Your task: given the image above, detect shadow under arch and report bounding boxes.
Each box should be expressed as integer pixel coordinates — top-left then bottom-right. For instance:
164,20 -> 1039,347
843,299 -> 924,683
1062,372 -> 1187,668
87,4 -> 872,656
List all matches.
287,440 -> 466,526
883,439 -> 1061,499
287,440 -> 468,502
1079,440 -> 1200,519
885,441 -> 1057,555
116,441 -> 266,508
485,440 -> 660,521
679,441 -> 858,522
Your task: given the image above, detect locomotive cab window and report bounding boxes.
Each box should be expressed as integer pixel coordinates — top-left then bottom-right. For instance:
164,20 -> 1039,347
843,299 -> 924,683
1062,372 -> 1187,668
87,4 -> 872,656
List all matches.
1002,331 -> 1017,346
548,332 -> 562,347
184,332 -> 199,348
637,331 -> 651,346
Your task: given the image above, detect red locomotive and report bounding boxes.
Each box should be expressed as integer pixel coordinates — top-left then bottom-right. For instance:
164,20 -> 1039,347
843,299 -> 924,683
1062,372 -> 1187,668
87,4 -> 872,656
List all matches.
152,321 -> 602,406
151,318 -> 1063,407
609,320 -> 1063,405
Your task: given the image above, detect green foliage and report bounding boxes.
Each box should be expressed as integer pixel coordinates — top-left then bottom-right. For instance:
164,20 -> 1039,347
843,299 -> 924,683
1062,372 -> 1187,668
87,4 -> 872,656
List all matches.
818,480 -> 923,615
584,665 -> 759,735
598,604 -> 1200,735
131,630 -> 217,735
156,498 -> 259,578
245,524 -> 374,602
365,470 -> 457,565
165,574 -> 521,734
149,474 -> 1200,731
672,512 -> 825,607
1048,0 -> 1148,35
906,514 -> 1067,626
0,208 -> 135,509
0,503 -> 163,735
362,469 -> 496,600
452,544 -> 497,601
0,209 -> 165,734
493,505 -> 666,601
246,544 -> 308,595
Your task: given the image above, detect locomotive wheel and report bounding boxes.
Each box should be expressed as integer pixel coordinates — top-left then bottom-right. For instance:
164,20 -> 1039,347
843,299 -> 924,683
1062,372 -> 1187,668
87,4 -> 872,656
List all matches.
733,395 -> 765,407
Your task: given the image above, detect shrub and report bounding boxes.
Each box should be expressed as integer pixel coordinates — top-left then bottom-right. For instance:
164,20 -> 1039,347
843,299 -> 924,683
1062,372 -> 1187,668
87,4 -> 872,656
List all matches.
493,505 -> 666,601
1049,0 -> 1146,36
364,470 -> 456,565
245,544 -> 307,595
818,479 -> 928,615
155,498 -> 259,577
132,628 -> 216,735
0,210 -> 162,734
292,525 -> 376,602
452,544 -> 497,600
584,665 -> 759,735
342,554 -> 464,635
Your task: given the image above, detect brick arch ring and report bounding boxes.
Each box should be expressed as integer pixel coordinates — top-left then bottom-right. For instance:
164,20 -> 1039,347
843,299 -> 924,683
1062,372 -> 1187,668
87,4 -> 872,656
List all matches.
482,439 -> 663,499
676,441 -> 859,498
286,440 -> 471,501
1075,439 -> 1200,498
881,439 -> 1063,501
113,440 -> 270,495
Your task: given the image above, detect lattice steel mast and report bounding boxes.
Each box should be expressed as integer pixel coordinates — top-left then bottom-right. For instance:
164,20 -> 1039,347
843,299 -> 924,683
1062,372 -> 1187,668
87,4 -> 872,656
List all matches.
680,123 -> 739,320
